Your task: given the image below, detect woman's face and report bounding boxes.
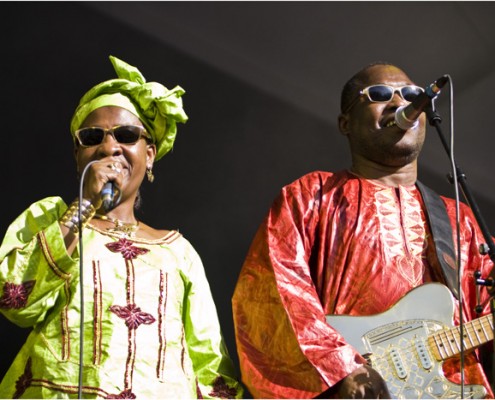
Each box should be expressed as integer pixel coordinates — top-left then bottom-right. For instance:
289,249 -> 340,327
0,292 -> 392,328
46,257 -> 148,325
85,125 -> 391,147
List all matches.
74,106 -> 156,207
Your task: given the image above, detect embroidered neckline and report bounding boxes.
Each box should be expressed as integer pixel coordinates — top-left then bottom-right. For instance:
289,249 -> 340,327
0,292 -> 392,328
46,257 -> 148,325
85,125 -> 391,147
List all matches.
374,185 -> 427,286
93,214 -> 140,237
87,224 -> 181,245
347,170 -> 417,190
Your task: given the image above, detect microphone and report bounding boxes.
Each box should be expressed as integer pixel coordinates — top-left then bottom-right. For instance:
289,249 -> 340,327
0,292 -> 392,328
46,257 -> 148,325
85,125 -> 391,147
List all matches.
395,75 -> 449,130
101,182 -> 116,212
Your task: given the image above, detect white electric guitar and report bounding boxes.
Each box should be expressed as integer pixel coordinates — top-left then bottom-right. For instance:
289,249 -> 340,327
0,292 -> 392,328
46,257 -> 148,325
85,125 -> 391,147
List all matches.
326,283 -> 492,399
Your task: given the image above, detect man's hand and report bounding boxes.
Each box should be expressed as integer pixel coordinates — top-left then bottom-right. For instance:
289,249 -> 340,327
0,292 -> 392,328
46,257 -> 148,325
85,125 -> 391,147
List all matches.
336,365 -> 391,399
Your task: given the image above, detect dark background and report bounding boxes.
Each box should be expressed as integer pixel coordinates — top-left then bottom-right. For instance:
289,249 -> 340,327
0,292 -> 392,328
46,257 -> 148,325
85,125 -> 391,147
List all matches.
2,2 -> 495,396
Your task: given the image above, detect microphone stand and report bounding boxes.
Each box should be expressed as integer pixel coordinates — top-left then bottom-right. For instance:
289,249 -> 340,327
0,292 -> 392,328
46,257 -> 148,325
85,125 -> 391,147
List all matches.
425,104 -> 495,393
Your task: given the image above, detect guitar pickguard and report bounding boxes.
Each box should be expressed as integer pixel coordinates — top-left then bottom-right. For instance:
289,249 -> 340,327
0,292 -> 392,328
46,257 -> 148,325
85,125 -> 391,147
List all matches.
363,319 -> 486,399
326,284 -> 489,399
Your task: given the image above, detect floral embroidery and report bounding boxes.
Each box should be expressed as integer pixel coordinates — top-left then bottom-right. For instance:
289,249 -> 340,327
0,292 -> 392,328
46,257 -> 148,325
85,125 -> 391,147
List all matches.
196,379 -> 204,399
106,238 -> 149,260
106,389 -> 136,399
208,376 -> 237,399
0,280 -> 36,309
110,303 -> 156,329
13,358 -> 33,398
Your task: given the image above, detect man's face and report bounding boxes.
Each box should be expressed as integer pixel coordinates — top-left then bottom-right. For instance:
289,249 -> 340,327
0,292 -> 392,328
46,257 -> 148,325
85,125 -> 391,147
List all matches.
339,65 -> 427,169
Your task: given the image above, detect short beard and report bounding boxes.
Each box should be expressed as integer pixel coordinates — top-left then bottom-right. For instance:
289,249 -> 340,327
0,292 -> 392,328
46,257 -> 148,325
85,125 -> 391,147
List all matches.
378,144 -> 422,168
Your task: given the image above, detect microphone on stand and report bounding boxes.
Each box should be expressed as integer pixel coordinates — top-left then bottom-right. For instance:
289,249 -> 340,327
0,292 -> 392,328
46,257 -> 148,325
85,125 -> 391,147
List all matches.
395,75 -> 449,130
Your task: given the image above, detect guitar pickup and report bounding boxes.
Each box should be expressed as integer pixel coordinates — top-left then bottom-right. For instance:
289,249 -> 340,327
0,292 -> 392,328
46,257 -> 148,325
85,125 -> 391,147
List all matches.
415,338 -> 433,370
389,348 -> 407,379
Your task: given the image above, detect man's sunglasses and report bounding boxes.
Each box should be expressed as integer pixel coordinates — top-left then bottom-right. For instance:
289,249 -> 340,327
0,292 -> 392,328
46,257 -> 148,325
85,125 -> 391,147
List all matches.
75,125 -> 152,147
344,85 -> 424,113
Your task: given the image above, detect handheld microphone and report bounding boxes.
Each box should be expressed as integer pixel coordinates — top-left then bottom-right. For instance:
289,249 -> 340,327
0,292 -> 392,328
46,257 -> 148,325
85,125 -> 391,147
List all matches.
395,75 -> 449,130
101,182 -> 116,212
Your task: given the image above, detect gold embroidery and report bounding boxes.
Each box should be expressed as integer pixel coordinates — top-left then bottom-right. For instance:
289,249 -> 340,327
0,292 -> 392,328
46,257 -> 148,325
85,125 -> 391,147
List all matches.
93,260 -> 103,365
375,186 -> 427,286
38,232 -> 71,361
157,271 -> 168,380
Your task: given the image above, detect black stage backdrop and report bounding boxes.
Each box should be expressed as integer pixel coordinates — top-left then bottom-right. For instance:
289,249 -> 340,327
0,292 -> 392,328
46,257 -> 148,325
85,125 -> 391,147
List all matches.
2,2 -> 495,398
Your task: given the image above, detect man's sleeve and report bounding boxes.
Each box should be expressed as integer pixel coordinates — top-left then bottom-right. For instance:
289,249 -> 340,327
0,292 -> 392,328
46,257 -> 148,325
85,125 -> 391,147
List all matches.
232,177 -> 364,399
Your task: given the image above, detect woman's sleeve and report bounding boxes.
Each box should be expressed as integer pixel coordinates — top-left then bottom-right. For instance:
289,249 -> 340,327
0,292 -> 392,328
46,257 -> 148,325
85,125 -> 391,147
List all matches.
232,175 -> 364,399
0,197 -> 77,327
181,240 -> 244,399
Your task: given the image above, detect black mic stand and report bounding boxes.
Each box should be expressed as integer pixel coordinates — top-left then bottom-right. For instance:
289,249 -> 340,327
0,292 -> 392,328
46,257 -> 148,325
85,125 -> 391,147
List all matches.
425,104 -> 495,393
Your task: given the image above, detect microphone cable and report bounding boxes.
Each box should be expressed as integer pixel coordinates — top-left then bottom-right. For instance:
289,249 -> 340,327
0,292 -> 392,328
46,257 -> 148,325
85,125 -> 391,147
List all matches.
443,75 -> 466,396
76,159 -> 100,399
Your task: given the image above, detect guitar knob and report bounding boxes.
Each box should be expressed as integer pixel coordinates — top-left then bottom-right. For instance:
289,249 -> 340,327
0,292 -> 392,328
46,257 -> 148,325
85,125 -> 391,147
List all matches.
428,379 -> 447,397
402,386 -> 421,399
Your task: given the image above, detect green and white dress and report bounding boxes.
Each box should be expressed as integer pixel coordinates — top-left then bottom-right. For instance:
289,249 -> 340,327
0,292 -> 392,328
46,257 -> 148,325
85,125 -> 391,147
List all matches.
0,197 -> 242,399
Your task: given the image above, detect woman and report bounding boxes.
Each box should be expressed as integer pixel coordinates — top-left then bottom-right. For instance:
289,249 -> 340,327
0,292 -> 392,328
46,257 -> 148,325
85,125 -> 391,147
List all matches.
0,56 -> 242,399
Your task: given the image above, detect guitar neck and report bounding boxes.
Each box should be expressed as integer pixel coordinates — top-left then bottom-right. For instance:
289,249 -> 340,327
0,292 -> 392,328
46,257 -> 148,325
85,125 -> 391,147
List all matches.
428,314 -> 494,360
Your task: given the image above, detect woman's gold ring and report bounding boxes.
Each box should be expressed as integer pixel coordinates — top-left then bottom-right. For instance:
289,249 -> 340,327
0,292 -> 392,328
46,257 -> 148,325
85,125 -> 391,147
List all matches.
110,162 -> 121,173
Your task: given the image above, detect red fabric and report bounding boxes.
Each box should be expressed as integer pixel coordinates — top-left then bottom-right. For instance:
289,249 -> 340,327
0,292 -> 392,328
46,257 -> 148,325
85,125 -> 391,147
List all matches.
232,170 -> 494,398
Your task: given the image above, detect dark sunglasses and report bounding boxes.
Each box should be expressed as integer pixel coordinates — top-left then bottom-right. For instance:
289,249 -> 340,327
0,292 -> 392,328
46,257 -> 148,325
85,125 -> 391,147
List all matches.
344,85 -> 424,113
75,125 -> 151,147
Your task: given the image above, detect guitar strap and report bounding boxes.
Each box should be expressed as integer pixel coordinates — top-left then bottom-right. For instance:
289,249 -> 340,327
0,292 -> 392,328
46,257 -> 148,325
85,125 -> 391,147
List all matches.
416,181 -> 459,300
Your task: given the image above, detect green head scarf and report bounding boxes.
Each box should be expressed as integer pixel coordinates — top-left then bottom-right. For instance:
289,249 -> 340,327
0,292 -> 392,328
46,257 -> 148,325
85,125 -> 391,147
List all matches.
70,56 -> 188,161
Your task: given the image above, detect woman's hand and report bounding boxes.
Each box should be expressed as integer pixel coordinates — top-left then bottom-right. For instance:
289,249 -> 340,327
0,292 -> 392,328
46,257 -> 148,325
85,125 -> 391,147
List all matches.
82,159 -> 124,209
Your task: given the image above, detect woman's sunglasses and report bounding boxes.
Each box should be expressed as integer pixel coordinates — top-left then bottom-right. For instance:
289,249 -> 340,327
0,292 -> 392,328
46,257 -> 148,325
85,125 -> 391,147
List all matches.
344,85 -> 424,113
75,125 -> 152,147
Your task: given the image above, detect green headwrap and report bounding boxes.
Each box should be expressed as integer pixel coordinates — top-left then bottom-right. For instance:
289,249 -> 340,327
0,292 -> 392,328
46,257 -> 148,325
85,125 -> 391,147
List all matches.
70,56 -> 188,161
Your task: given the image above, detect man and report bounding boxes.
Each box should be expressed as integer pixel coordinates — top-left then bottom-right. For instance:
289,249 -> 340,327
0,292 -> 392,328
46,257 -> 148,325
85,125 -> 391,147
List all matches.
232,63 -> 494,398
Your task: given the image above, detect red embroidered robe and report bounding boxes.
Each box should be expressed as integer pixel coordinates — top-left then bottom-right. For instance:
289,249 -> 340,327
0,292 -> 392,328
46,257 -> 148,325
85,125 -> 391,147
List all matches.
232,170 -> 494,398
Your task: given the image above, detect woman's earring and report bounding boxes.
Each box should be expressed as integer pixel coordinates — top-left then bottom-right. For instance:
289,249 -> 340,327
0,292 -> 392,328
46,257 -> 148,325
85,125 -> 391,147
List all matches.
146,167 -> 155,183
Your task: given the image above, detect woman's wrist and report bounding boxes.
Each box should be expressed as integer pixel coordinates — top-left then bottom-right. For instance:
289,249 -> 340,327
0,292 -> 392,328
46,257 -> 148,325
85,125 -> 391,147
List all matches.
59,198 -> 96,234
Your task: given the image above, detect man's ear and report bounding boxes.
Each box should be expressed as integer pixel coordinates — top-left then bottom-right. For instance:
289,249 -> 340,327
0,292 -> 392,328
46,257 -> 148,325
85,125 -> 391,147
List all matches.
338,113 -> 351,136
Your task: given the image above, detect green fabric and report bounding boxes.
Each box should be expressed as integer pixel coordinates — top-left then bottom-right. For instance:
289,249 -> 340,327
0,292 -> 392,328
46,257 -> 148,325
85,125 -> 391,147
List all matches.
0,198 -> 242,398
70,56 -> 188,161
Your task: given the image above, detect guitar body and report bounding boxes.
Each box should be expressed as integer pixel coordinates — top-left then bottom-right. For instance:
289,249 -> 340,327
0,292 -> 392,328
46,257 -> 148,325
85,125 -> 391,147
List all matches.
326,283 -> 487,399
